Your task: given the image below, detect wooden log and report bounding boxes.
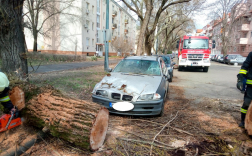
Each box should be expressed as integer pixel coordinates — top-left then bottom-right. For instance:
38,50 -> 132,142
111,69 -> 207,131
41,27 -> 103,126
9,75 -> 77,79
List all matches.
245,103 -> 252,135
19,88 -> 109,151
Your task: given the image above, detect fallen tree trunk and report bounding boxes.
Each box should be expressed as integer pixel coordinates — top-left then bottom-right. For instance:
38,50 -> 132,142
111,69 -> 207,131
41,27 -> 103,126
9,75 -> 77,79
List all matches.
246,103 -> 252,135
11,86 -> 109,151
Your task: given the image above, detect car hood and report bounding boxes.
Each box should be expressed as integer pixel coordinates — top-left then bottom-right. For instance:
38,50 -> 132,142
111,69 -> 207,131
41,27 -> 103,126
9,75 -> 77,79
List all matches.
93,72 -> 162,100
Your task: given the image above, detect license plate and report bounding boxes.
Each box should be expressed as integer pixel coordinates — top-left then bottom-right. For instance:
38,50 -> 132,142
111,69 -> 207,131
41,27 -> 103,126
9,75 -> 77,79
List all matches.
191,62 -> 198,66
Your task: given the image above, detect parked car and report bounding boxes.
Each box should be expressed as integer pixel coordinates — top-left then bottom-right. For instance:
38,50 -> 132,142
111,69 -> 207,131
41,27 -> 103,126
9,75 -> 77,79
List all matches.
224,54 -> 242,64
212,54 -> 218,61
218,56 -> 224,63
92,56 -> 169,116
216,54 -> 223,62
234,56 -> 246,65
160,55 -> 175,82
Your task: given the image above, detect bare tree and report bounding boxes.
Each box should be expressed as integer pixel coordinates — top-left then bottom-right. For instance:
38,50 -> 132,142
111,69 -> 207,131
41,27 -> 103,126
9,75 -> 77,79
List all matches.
209,0 -> 247,56
121,0 -> 191,55
23,0 -> 75,52
111,36 -> 135,56
155,0 -> 205,53
0,0 -> 28,79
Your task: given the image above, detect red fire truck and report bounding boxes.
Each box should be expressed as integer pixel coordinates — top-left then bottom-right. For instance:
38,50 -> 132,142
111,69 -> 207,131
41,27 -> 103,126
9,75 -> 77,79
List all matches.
176,35 -> 215,72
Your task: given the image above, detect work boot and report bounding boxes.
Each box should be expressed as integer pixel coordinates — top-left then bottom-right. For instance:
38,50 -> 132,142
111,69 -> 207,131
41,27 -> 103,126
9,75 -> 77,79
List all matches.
239,113 -> 246,128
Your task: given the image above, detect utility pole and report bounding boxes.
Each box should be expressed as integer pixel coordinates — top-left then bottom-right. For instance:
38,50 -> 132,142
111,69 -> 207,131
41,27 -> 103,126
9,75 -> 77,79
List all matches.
104,0 -> 109,71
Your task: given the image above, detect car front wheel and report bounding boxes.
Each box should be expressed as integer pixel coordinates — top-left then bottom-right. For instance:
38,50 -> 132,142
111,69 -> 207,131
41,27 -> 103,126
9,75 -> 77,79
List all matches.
157,101 -> 164,117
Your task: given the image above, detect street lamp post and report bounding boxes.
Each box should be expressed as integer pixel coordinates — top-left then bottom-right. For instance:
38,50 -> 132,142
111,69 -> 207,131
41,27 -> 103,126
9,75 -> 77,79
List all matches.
104,0 -> 109,71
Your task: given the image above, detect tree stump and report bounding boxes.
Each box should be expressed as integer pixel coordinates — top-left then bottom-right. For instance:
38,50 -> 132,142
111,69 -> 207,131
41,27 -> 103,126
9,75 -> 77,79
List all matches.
24,90 -> 109,150
245,103 -> 252,135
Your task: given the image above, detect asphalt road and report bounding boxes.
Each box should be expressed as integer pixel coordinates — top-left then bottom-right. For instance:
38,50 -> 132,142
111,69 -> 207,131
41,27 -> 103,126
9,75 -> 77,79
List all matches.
28,59 -> 121,73
173,61 -> 243,100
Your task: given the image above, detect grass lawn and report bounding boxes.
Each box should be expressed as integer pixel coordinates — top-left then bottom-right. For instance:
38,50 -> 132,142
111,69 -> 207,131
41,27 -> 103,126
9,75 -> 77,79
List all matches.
29,64 -> 115,100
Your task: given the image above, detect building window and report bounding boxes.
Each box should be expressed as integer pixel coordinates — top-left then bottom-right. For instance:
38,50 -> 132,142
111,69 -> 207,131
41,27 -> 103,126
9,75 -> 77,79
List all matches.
92,39 -> 94,46
112,18 -> 114,24
242,46 -> 245,52
103,12 -> 105,20
92,23 -> 94,30
97,15 -> 100,28
86,20 -> 89,29
96,30 -> 99,43
112,5 -> 114,11
97,0 -> 100,14
86,38 -> 89,48
234,47 -> 236,52
86,2 -> 89,10
92,6 -> 94,14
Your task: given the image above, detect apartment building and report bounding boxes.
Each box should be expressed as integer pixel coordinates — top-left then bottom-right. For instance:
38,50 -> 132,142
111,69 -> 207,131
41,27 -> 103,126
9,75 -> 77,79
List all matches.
201,0 -> 252,56
24,0 -> 137,56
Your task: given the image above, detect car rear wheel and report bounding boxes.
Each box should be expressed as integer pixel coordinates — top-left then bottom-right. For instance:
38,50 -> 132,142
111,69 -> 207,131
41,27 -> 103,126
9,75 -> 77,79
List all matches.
203,67 -> 209,72
178,66 -> 182,71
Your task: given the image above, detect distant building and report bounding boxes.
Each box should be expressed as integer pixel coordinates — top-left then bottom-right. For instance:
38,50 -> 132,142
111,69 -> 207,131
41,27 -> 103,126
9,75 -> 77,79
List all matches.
201,0 -> 252,56
24,0 -> 137,56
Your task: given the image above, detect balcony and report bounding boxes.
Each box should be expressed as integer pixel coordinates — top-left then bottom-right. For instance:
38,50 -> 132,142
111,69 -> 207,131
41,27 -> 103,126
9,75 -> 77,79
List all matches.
238,24 -> 250,32
124,29 -> 128,34
112,23 -> 117,29
236,38 -> 248,45
112,11 -> 117,17
125,19 -> 128,24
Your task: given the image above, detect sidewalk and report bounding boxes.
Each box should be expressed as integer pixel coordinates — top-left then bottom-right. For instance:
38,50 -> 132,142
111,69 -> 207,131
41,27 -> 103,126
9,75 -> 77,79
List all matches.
28,59 -> 121,74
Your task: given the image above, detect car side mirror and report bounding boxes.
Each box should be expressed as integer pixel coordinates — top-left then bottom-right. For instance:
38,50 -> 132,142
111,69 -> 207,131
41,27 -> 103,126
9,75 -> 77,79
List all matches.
107,68 -> 112,72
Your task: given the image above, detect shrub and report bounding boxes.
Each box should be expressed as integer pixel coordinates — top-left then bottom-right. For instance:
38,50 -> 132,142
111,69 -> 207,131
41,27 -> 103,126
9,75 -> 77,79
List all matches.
91,56 -> 97,61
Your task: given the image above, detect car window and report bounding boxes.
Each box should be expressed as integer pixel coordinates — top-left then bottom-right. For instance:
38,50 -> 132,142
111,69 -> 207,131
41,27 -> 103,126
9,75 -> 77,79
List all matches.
113,59 -> 161,76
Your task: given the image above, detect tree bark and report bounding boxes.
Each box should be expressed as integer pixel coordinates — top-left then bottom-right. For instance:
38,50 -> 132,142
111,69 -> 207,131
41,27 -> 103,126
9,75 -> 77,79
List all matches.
0,0 -> 28,80
24,91 -> 109,150
246,102 -> 252,135
136,1 -> 153,56
33,31 -> 38,52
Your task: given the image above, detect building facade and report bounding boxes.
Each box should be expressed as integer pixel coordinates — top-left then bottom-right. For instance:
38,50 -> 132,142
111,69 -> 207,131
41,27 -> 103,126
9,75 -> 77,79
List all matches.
24,0 -> 137,56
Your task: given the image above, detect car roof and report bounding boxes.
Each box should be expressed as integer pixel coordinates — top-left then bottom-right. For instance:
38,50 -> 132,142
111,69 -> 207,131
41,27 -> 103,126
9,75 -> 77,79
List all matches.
124,56 -> 158,61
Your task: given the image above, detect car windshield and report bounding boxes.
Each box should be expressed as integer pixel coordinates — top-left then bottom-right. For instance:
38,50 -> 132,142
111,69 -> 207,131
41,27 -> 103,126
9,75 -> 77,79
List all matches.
183,39 -> 209,49
113,59 -> 161,76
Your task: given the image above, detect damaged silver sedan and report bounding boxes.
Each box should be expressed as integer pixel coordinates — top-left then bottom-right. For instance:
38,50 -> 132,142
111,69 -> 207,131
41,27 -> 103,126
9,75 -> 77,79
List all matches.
92,56 -> 169,116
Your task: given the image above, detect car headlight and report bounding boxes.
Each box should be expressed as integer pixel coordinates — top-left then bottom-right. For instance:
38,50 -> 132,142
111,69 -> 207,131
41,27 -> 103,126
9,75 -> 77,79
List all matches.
95,90 -> 108,97
180,59 -> 186,62
138,93 -> 161,101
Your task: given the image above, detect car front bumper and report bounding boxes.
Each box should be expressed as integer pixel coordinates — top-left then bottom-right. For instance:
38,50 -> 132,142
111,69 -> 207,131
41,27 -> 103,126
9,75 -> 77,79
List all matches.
92,95 -> 163,116
179,60 -> 210,67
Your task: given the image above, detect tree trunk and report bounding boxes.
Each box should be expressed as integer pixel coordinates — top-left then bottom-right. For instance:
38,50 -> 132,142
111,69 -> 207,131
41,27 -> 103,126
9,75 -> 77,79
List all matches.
0,0 -> 28,80
25,91 -> 109,150
145,33 -> 153,55
136,1 -> 153,56
33,31 -> 38,52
